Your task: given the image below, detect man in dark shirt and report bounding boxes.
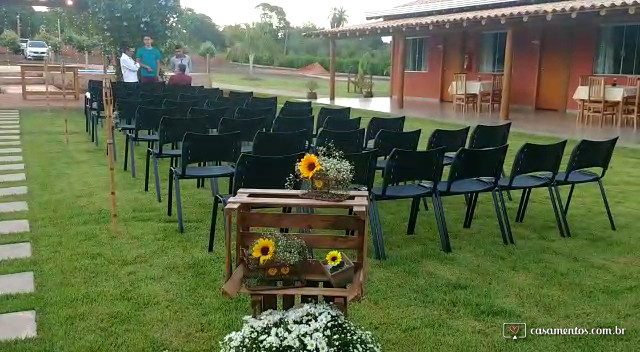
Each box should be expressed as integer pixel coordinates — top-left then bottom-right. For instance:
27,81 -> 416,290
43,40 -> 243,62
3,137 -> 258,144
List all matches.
168,64 -> 192,86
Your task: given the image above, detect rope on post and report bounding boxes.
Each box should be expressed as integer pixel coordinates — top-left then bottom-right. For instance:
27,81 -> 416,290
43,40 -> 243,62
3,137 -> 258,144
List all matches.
102,78 -> 118,230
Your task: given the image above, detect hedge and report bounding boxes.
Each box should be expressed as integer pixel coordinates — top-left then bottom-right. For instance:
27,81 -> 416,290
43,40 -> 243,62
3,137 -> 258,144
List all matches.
229,53 -> 390,76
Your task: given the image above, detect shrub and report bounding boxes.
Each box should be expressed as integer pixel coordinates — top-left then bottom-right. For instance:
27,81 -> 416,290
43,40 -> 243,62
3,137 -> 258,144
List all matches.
219,304 -> 381,352
0,30 -> 21,54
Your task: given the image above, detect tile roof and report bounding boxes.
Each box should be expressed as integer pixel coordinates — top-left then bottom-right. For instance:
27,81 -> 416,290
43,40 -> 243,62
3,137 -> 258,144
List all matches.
308,0 -> 640,37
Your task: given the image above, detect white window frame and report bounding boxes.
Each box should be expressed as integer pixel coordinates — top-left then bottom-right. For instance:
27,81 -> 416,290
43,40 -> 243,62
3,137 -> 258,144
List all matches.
404,36 -> 429,72
479,30 -> 507,74
594,23 -> 640,76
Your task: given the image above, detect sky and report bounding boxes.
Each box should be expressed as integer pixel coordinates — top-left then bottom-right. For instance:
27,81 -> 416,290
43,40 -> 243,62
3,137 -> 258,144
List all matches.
180,0 -> 409,28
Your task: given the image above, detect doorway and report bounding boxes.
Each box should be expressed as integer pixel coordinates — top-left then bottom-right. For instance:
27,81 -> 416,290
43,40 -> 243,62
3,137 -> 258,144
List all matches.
536,28 -> 571,111
440,33 -> 464,102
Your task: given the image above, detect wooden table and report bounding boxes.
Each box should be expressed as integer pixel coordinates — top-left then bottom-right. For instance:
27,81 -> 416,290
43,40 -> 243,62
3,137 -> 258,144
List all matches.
572,85 -> 637,125
448,80 -> 493,95
221,188 -> 369,316
19,64 -> 81,100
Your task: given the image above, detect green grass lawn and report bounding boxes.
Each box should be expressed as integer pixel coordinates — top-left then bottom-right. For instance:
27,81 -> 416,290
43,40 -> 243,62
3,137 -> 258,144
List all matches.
1,107 -> 638,351
210,71 -> 390,99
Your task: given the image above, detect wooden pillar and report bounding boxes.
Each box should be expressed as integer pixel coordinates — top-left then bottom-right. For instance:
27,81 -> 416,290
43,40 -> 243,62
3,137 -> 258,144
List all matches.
397,34 -> 406,109
500,27 -> 514,120
329,37 -> 336,102
390,37 -> 395,98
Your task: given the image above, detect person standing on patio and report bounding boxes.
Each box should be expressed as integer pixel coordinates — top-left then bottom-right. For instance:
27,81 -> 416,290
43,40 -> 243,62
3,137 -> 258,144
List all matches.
168,64 -> 192,86
169,45 -> 192,75
136,35 -> 163,83
120,46 -> 140,84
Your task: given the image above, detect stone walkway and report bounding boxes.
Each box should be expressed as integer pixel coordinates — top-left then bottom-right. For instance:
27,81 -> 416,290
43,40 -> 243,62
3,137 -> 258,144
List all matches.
0,110 -> 36,341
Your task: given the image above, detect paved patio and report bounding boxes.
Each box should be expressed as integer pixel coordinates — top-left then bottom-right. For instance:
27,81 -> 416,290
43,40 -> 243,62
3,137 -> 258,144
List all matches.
316,97 -> 640,146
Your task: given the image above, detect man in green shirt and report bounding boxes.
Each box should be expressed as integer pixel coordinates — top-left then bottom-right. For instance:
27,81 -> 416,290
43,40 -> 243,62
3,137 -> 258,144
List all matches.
136,35 -> 162,83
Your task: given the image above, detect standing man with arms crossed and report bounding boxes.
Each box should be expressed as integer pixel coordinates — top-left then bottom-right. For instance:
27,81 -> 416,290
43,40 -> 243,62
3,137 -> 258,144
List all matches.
120,46 -> 140,86
136,35 -> 162,83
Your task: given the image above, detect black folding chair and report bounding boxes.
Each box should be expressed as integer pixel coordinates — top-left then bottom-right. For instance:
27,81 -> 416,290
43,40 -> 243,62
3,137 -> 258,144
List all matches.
247,96 -> 277,125
435,145 -> 510,252
187,107 -> 226,132
497,141 -> 568,241
208,152 -> 302,251
229,90 -> 253,101
279,106 -> 313,118
163,99 -> 200,116
178,93 -> 208,106
146,117 -> 207,202
316,107 -> 351,135
365,116 -> 405,149
323,116 -> 361,131
252,130 -> 308,156
140,92 -> 169,106
370,148 -> 445,259
427,126 -> 470,166
168,132 -> 242,233
234,106 -> 273,121
200,88 -> 221,101
316,128 -> 365,154
125,106 -> 176,177
372,129 -> 421,170
547,138 -> 618,236
468,123 -> 512,200
281,100 -> 311,114
218,117 -> 266,144
272,116 -> 314,145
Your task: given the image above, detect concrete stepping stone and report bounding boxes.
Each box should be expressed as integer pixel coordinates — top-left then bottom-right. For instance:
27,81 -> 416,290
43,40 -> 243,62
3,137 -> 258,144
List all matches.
0,242 -> 31,261
0,164 -> 24,171
0,186 -> 27,197
0,220 -> 30,235
0,156 -> 23,162
0,311 -> 36,341
0,136 -> 20,141
0,121 -> 19,124
0,141 -> 21,146
0,131 -> 20,135
0,148 -> 22,154
0,126 -> 20,129
0,173 -> 26,182
0,201 -> 28,213
0,272 -> 35,295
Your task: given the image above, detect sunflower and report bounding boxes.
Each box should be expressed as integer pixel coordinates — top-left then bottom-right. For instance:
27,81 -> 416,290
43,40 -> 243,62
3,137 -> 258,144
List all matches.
313,179 -> 324,189
299,154 -> 321,179
252,238 -> 275,265
280,266 -> 290,275
326,251 -> 342,266
267,267 -> 278,276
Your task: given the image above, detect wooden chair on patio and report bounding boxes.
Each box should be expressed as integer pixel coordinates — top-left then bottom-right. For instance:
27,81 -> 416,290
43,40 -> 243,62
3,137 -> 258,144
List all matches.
584,77 -> 618,127
576,75 -> 592,125
622,80 -> 640,130
479,74 -> 503,113
452,73 -> 478,113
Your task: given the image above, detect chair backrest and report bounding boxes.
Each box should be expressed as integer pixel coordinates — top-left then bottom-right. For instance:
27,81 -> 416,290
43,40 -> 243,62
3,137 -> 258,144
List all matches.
587,76 -> 606,101
563,137 -> 618,180
201,88 -> 221,101
579,75 -> 591,86
179,93 -> 207,104
317,107 -> 351,134
215,96 -> 231,104
282,100 -> 311,112
188,107 -> 226,130
157,116 -> 207,150
163,99 -> 200,116
491,74 -> 503,91
343,150 -> 377,191
468,123 -> 511,149
180,132 -> 242,174
165,85 -> 190,99
218,117 -> 266,143
234,106 -> 273,121
229,90 -> 253,102
233,153 -> 303,194
134,106 -> 174,132
365,116 -> 406,145
279,106 -> 313,118
323,116 -> 361,131
453,73 -> 467,95
140,82 -> 165,93
427,126 -> 470,153
272,116 -> 314,141
373,129 -> 421,158
252,130 -> 308,156
116,98 -> 152,124
381,148 -> 445,196
506,141 -> 567,186
140,92 -> 169,106
205,99 -> 229,110
247,96 -> 277,125
316,128 -> 365,154
445,145 -> 509,191
627,76 -> 639,86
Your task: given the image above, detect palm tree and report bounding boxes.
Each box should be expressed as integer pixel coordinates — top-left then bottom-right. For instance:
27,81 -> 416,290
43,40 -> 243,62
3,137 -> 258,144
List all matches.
329,7 -> 348,29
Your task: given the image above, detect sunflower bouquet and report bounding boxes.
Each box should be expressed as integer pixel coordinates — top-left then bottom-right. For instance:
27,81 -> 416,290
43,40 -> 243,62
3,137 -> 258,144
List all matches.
243,231 -> 309,290
322,250 -> 355,287
288,145 -> 354,201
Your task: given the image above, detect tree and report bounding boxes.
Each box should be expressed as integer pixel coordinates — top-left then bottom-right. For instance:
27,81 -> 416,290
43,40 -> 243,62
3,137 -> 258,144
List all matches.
199,41 -> 216,74
64,32 -> 99,66
0,30 -> 21,54
227,23 -> 277,78
329,7 -> 348,29
176,8 -> 225,51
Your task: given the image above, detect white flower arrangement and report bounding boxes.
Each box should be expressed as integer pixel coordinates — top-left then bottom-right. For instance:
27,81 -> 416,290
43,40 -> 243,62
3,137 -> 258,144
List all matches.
220,304 -> 381,352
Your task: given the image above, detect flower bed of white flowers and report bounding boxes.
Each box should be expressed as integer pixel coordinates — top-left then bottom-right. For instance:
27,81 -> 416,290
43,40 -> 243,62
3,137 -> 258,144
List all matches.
220,304 -> 382,352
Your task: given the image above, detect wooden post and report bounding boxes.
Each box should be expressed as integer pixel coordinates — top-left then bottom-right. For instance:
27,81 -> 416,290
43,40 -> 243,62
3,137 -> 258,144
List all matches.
61,62 -> 68,144
390,36 -> 395,98
44,58 -> 50,111
329,37 -> 336,102
500,27 -> 514,120
102,78 -> 118,230
397,34 -> 406,109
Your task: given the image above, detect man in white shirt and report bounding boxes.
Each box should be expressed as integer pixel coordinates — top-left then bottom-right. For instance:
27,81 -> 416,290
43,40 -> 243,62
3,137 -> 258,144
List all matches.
120,47 -> 140,83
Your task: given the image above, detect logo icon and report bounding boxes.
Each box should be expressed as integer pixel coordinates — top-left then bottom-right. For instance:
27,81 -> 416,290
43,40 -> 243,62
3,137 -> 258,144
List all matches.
503,323 -> 526,340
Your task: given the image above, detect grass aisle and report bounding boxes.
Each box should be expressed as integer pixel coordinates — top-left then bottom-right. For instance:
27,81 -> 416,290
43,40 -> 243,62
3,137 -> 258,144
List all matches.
0,108 -> 638,351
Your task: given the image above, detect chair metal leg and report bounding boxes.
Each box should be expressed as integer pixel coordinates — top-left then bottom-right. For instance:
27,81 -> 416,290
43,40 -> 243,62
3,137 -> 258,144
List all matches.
144,149 -> 151,192
434,193 -> 451,252
93,114 -> 99,146
519,189 -> 532,223
547,186 -> 565,237
211,177 -> 219,196
421,197 -> 429,211
153,155 -> 162,203
515,189 -> 527,222
465,193 -> 479,228
564,184 -> 575,215
129,137 -> 136,178
209,197 -> 219,252
498,190 -> 514,244
407,198 -> 420,235
463,193 -> 474,228
501,169 -> 512,201
167,168 -> 173,216
491,190 -> 509,245
371,198 -> 386,260
597,180 -> 616,231
175,175 -> 184,233
123,134 -> 129,171
368,198 -> 381,260
553,185 -> 571,237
